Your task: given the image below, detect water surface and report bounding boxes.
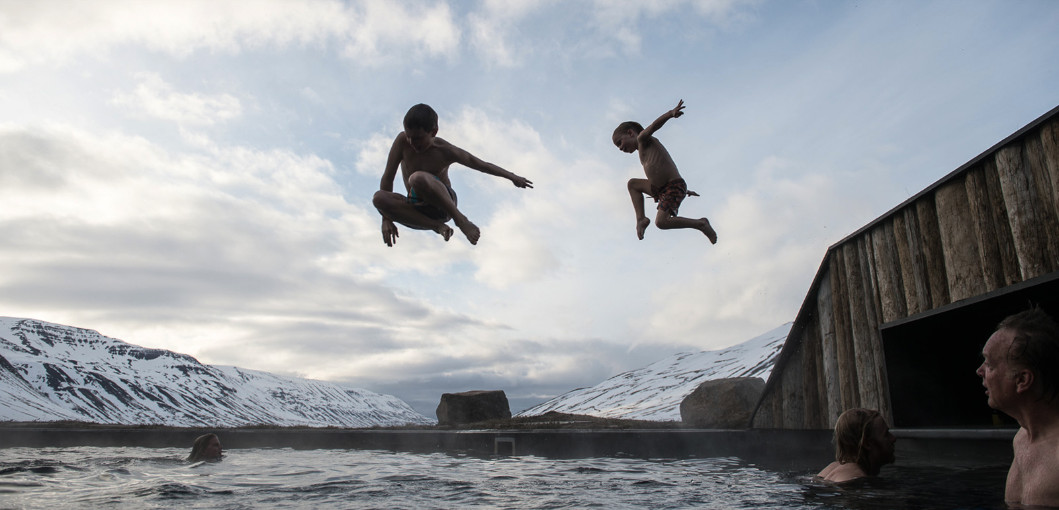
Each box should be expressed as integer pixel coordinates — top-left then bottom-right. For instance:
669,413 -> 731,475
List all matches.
0,447 -> 1007,509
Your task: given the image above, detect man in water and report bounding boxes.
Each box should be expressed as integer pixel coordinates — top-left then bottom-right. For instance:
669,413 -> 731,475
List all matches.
976,307 -> 1059,506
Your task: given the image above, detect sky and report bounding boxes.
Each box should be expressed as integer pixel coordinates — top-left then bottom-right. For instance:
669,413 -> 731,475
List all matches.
1,0 -> 1057,417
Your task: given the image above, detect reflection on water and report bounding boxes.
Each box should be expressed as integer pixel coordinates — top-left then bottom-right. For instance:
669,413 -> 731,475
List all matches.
0,447 -> 1007,509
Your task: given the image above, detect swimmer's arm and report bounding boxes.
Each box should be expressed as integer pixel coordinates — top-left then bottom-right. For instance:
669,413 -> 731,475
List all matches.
639,99 -> 685,145
379,133 -> 405,193
450,145 -> 533,189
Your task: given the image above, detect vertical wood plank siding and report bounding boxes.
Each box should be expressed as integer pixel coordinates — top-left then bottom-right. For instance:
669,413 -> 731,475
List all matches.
751,108 -> 1059,429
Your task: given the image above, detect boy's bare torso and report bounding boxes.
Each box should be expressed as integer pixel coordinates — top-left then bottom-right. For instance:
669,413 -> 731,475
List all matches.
397,132 -> 455,190
638,135 -> 682,190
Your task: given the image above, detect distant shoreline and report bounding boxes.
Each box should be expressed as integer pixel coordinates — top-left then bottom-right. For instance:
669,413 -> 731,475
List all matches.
0,419 -> 835,463
0,412 -> 688,432
0,416 -> 1015,467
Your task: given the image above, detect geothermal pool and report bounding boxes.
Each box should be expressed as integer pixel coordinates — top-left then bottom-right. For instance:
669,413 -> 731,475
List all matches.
0,446 -> 1006,509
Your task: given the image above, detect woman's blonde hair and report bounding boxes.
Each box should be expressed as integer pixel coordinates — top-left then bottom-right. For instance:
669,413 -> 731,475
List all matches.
186,433 -> 219,462
833,408 -> 881,466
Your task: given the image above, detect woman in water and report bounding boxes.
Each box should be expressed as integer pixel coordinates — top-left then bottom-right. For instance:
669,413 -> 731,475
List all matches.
186,433 -> 223,462
817,408 -> 896,482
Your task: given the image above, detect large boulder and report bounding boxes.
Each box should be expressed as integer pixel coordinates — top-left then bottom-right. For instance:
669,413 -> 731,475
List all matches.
436,390 -> 511,425
679,377 -> 765,429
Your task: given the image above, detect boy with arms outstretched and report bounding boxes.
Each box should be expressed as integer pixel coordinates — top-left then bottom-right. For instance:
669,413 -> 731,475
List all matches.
613,100 -> 717,243
372,104 -> 533,246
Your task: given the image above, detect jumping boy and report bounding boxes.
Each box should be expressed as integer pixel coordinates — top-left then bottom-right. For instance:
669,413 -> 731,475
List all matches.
613,99 -> 717,243
372,104 -> 533,246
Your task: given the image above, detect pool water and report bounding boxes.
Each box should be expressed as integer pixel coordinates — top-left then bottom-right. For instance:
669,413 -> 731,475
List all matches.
0,447 -> 1007,509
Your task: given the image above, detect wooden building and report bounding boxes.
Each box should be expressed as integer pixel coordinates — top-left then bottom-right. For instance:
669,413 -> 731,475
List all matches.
751,105 -> 1059,430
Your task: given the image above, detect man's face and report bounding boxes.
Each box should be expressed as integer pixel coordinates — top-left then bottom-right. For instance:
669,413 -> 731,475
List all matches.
977,328 -> 1019,411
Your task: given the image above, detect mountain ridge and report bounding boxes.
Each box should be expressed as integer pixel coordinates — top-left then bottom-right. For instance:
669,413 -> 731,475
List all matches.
0,317 -> 432,427
517,323 -> 790,421
2,316 -> 790,428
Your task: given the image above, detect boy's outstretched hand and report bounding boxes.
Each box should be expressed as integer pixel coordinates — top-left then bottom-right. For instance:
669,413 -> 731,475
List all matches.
511,175 -> 534,189
671,99 -> 685,119
381,218 -> 399,247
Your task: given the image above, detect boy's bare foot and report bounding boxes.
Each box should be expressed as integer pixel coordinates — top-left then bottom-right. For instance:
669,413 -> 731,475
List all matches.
636,217 -> 651,240
699,218 -> 717,244
434,223 -> 453,241
454,216 -> 481,245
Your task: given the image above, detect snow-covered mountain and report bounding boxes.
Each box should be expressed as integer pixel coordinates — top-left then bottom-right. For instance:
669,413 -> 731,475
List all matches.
0,317 -> 433,427
517,323 -> 791,421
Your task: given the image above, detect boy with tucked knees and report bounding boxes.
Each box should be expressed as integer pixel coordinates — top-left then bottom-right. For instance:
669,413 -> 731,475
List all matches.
372,104 -> 533,246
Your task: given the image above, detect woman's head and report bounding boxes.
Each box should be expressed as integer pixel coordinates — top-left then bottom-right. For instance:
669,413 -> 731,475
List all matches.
833,408 -> 895,474
187,433 -> 222,462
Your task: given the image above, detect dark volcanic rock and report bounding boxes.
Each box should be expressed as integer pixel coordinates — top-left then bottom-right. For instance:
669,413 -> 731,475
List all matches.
679,377 -> 764,429
436,390 -> 511,425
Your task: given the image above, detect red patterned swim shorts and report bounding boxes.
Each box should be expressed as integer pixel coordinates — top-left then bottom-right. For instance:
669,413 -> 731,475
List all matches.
651,178 -> 688,217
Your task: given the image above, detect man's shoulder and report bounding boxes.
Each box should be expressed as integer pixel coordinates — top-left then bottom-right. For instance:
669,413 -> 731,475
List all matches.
1012,427 -> 1030,447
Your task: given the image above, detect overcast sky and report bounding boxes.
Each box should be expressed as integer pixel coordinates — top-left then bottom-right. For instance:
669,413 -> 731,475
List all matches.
1,0 -> 1057,416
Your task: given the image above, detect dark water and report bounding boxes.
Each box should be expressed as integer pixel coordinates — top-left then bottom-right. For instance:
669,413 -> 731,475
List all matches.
0,447 -> 1007,509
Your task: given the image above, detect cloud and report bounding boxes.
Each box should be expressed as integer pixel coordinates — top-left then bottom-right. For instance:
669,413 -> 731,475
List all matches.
586,0 -> 758,53
0,0 -> 460,73
339,0 -> 461,65
404,107 -> 633,290
4,0 -> 1056,418
463,0 -> 759,65
0,123 -> 410,351
0,0 -> 759,75
467,0 -> 556,67
346,334 -> 692,415
354,132 -> 394,177
639,156 -> 880,348
112,73 -> 243,126
0,120 -> 568,391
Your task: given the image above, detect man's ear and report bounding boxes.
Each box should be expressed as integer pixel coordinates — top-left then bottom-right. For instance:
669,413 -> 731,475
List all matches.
1014,368 -> 1035,394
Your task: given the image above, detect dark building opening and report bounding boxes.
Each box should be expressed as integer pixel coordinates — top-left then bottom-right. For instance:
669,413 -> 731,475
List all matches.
881,272 -> 1059,428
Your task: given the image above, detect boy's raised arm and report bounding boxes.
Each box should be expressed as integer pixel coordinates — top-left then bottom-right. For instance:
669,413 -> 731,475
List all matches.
639,99 -> 686,142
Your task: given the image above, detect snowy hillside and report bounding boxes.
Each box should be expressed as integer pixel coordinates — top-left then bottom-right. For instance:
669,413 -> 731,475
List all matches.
517,323 -> 791,421
0,317 -> 432,427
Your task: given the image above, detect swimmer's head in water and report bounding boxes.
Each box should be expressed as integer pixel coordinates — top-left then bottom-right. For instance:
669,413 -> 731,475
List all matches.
833,408 -> 895,473
187,433 -> 222,462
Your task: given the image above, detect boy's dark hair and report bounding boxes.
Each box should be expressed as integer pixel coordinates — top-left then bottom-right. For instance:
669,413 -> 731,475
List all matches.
998,306 -> 1059,402
404,103 -> 438,132
613,121 -> 644,139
